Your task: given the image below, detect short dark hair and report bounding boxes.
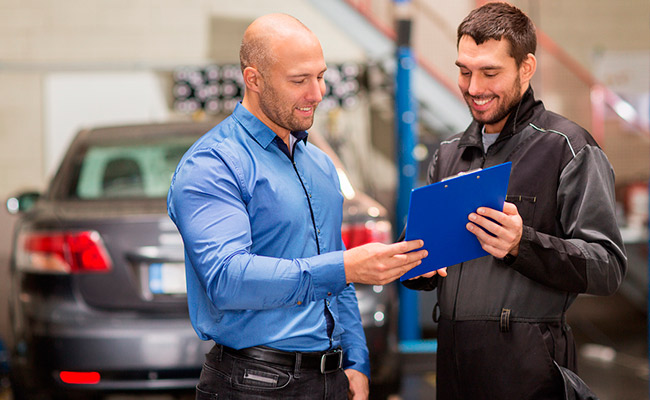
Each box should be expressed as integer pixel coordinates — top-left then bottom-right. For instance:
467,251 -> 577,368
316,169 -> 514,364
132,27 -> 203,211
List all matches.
240,37 -> 274,74
457,2 -> 536,66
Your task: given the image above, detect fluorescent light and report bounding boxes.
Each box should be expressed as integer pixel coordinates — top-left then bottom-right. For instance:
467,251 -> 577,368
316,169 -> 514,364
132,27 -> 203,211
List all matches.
613,99 -> 638,123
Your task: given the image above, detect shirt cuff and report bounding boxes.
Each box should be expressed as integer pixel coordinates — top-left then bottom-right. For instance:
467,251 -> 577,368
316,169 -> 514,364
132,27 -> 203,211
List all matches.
310,250 -> 347,300
343,346 -> 371,379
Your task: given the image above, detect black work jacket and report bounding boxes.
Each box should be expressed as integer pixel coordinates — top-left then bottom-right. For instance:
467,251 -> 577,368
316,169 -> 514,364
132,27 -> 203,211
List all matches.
404,86 -> 627,324
403,87 -> 626,399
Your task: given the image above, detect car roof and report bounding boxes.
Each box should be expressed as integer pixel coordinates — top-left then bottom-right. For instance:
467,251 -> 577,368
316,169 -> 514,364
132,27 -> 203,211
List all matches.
76,120 -> 220,146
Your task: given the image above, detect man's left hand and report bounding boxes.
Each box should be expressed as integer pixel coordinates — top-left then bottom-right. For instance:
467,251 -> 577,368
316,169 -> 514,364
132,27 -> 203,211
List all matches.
466,201 -> 522,259
344,368 -> 369,400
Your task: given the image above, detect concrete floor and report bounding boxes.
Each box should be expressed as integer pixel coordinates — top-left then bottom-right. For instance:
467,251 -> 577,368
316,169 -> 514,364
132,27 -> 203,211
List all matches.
567,292 -> 648,400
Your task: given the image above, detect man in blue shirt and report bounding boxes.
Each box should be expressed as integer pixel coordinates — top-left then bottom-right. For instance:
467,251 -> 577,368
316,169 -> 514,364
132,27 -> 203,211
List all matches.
168,13 -> 427,400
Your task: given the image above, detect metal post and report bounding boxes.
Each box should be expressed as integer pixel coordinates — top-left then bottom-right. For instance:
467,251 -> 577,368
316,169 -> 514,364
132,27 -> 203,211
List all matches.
394,0 -> 420,341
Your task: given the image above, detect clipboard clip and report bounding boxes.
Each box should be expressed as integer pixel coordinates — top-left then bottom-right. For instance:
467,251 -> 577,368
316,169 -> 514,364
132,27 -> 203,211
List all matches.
441,168 -> 483,182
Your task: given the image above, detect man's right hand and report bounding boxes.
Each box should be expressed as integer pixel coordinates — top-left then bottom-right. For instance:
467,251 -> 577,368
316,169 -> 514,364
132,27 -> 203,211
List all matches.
408,267 -> 447,280
343,240 -> 428,285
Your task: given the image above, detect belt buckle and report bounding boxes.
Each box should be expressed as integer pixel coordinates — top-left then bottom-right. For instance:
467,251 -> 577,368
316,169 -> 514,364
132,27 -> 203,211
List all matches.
320,349 -> 343,374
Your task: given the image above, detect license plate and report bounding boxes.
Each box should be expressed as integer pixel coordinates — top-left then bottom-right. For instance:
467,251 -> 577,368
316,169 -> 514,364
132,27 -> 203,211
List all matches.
149,262 -> 187,294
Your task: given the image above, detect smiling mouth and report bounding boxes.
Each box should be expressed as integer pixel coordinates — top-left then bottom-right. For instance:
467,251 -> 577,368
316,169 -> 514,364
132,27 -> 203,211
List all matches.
296,105 -> 319,116
472,97 -> 492,106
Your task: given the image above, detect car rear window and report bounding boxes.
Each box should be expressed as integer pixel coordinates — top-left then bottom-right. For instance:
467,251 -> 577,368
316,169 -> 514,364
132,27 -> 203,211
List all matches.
74,138 -> 195,199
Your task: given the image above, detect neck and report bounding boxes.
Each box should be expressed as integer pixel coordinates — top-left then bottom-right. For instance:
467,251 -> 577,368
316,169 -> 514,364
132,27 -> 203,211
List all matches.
241,95 -> 291,144
484,119 -> 507,134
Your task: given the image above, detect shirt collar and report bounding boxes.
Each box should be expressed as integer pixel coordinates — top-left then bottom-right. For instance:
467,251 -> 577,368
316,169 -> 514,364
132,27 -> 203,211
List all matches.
232,102 -> 309,150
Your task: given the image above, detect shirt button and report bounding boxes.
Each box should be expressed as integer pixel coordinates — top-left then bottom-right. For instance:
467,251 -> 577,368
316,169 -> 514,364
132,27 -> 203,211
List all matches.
327,292 -> 332,296
297,301 -> 302,305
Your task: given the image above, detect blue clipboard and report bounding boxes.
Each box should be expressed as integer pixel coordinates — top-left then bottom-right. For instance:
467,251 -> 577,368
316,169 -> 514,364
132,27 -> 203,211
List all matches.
400,162 -> 512,281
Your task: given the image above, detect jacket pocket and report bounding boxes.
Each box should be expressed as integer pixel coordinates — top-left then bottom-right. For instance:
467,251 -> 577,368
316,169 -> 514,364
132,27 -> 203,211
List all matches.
506,195 -> 537,226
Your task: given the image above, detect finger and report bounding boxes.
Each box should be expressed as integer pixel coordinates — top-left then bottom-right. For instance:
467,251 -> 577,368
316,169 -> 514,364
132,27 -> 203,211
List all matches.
392,249 -> 428,267
408,268 -> 439,280
408,270 -> 435,280
399,259 -> 423,276
467,222 -> 501,247
468,213 -> 503,237
378,259 -> 423,285
437,267 -> 448,277
467,223 -> 510,257
476,207 -> 508,226
502,201 -> 519,216
392,239 -> 425,254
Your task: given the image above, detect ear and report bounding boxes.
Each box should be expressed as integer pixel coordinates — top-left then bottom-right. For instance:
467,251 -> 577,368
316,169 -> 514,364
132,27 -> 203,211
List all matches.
519,53 -> 537,84
243,66 -> 263,94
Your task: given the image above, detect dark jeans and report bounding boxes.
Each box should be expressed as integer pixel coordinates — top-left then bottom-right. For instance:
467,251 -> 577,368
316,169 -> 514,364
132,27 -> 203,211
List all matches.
196,345 -> 350,399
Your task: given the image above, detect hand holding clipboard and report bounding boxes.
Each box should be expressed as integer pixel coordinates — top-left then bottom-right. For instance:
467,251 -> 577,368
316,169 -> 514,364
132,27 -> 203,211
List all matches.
401,162 -> 512,281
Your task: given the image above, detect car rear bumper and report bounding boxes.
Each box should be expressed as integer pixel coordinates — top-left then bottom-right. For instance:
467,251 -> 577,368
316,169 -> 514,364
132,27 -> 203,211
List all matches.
14,312 -> 211,392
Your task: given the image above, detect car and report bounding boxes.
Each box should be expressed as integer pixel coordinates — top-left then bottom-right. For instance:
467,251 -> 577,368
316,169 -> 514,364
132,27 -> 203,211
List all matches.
5,120 -> 401,399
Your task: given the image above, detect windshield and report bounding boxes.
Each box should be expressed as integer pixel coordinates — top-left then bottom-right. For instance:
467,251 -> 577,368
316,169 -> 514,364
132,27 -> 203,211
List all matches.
72,138 -> 195,199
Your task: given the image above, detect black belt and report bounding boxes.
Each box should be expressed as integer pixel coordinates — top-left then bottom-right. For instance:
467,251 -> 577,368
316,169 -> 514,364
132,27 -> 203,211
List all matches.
217,344 -> 343,374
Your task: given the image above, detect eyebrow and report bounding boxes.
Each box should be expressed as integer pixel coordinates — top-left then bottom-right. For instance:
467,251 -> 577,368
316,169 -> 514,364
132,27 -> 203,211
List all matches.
455,61 -> 503,71
289,67 -> 327,78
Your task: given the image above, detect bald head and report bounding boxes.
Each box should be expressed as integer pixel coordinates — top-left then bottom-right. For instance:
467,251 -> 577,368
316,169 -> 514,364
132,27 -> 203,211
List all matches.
240,14 -> 317,74
239,14 -> 326,138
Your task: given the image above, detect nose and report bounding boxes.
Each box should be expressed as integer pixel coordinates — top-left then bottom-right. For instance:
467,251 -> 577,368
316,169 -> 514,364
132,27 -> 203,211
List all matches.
466,75 -> 484,96
306,78 -> 325,103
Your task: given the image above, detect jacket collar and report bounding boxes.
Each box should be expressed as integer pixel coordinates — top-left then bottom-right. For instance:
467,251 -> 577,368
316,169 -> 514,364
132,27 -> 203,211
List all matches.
459,86 -> 544,149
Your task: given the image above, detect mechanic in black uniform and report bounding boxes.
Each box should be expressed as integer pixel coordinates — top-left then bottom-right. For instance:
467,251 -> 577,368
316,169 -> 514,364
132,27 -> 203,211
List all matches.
403,3 -> 627,399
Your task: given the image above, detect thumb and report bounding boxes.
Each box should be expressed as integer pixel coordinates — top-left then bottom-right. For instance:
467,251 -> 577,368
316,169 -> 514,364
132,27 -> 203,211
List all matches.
502,201 -> 518,215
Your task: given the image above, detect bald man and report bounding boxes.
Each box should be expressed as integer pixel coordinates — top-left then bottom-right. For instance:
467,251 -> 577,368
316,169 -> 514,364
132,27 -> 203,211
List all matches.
168,14 -> 427,399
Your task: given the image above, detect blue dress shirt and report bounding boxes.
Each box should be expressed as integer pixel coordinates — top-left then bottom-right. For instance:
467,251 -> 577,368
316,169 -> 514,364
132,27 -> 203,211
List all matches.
168,103 -> 370,376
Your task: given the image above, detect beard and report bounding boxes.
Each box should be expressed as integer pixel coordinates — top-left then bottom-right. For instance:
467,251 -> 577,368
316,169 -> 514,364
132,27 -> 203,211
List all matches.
259,83 -> 316,133
465,75 -> 523,128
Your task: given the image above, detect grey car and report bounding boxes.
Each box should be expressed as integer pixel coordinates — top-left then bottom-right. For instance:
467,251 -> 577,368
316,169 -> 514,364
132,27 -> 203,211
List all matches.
6,121 -> 400,399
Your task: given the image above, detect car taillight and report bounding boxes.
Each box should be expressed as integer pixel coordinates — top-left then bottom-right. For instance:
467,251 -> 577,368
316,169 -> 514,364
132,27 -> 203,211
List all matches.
16,231 -> 112,274
342,220 -> 392,249
59,371 -> 101,384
